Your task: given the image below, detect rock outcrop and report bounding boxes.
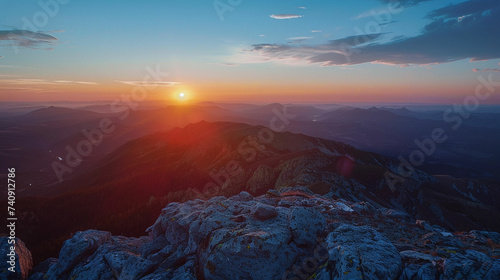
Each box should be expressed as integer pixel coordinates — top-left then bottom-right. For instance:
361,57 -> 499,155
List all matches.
29,188 -> 500,280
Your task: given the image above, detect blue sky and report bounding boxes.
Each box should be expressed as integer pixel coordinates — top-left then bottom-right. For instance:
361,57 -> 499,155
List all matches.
1,0 -> 500,103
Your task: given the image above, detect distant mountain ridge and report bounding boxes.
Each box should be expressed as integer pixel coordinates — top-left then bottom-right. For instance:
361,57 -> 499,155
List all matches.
3,103 -> 499,190
10,121 -> 500,268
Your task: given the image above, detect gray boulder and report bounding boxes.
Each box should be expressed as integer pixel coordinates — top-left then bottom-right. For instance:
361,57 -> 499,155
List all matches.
55,230 -> 112,278
201,225 -> 298,279
379,208 -> 412,220
443,250 -> 500,279
415,263 -> 438,280
326,224 -> 402,280
288,206 -> 326,245
171,260 -> 196,280
252,203 -> 278,220
399,264 -> 421,280
399,250 -> 440,263
28,258 -> 58,280
229,191 -> 254,202
40,230 -> 150,280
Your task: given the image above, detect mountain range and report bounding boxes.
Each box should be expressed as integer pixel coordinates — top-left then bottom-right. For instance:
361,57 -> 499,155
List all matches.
0,102 -> 499,278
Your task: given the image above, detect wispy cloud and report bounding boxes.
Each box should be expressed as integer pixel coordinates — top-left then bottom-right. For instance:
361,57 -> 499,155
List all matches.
54,80 -> 98,85
0,79 -> 97,85
427,0 -> 498,18
211,62 -> 239,67
287,36 -> 313,43
0,78 -> 96,93
354,8 -> 384,20
0,87 -> 44,92
0,79 -> 55,85
244,0 -> 500,66
116,81 -> 180,87
472,68 -> 500,72
379,20 -> 398,26
220,63 -> 239,67
298,7 -> 307,10
288,37 -> 313,41
242,33 -> 383,65
377,0 -> 431,7
311,30 -> 322,33
269,14 -> 303,20
0,29 -> 58,49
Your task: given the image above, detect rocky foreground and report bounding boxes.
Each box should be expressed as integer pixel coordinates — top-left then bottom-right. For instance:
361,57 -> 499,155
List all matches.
4,187 -> 500,280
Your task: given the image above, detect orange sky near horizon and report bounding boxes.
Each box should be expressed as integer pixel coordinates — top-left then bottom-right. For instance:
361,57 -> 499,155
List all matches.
1,78 -> 495,105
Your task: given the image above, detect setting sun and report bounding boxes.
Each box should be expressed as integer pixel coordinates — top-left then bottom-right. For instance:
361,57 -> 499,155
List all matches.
172,90 -> 192,103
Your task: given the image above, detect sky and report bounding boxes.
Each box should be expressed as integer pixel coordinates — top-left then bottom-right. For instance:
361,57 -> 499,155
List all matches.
1,0 -> 500,104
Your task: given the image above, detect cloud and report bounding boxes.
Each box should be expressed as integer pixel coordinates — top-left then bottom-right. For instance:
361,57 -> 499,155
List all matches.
472,68 -> 500,72
0,79 -> 56,85
311,30 -> 322,33
427,0 -> 498,18
0,29 -> 58,49
355,0 -> 422,20
298,7 -> 307,9
244,33 -> 385,65
212,63 -> 239,67
244,0 -> 500,66
379,20 -> 398,26
0,79 -> 74,93
288,37 -> 313,40
0,87 -> 44,92
269,14 -> 303,20
0,79 -> 97,85
287,36 -> 313,43
53,80 -> 98,85
328,33 -> 385,46
354,9 -> 383,20
116,81 -> 180,87
377,0 -> 431,7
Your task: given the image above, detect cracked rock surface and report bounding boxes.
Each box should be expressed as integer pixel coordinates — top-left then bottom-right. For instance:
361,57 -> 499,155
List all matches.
25,188 -> 500,280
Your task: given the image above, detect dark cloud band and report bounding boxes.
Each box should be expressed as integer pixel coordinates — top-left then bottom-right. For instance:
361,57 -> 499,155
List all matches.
0,29 -> 58,49
246,0 -> 500,66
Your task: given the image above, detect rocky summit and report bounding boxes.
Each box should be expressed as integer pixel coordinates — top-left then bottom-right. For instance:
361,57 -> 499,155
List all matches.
18,188 -> 500,280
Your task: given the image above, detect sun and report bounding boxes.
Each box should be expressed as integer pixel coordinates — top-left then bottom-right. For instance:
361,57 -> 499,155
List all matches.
173,91 -> 191,103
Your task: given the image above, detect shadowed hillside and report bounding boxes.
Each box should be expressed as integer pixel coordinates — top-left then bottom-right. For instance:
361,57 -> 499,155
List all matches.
7,121 -> 500,267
